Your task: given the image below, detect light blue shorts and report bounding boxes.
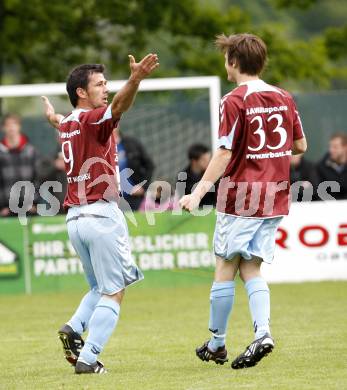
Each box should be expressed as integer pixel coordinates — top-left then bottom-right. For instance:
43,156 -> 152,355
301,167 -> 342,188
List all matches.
213,212 -> 283,264
66,200 -> 144,295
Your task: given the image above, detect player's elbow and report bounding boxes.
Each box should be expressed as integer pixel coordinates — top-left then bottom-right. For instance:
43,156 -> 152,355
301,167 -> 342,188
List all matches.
292,137 -> 307,154
212,147 -> 232,174
111,104 -> 123,120
216,147 -> 232,159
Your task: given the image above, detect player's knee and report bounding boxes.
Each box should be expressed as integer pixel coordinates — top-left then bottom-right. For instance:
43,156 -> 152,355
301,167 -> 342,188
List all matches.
239,268 -> 251,282
103,289 -> 125,305
214,255 -> 239,281
215,267 -> 232,282
239,262 -> 261,283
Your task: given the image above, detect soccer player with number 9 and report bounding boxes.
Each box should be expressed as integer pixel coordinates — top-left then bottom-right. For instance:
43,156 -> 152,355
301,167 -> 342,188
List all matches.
42,53 -> 159,374
179,33 -> 307,369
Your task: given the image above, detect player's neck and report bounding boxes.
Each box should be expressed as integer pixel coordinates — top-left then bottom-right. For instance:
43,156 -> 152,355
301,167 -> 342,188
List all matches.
236,74 -> 260,86
76,102 -> 94,110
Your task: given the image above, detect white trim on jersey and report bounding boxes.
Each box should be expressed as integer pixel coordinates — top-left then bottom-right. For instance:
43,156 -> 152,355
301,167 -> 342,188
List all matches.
218,116 -> 239,150
90,104 -> 113,125
295,110 -> 306,138
220,91 -> 233,105
240,79 -> 284,101
105,136 -> 112,155
60,108 -> 89,124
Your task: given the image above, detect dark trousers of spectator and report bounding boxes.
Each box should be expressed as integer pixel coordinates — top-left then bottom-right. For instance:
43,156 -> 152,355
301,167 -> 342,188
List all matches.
122,194 -> 143,211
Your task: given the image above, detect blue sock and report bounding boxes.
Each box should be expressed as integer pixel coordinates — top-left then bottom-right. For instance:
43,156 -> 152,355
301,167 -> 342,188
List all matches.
79,297 -> 120,365
68,289 -> 101,334
208,281 -> 235,351
245,277 -> 270,339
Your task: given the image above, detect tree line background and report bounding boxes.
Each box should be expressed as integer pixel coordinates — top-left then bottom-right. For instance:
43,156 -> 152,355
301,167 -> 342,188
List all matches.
0,0 -> 346,92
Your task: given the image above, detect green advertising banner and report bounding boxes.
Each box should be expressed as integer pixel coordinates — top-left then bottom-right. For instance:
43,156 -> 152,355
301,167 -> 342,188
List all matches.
128,212 -> 216,270
0,212 -> 216,295
28,216 -> 86,293
0,218 -> 26,294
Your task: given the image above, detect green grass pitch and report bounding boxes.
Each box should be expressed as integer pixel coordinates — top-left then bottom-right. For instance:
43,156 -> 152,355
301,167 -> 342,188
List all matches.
2,273 -> 347,390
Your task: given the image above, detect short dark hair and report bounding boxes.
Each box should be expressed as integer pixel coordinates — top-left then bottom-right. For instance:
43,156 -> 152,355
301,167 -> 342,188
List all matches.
215,33 -> 267,75
188,144 -> 210,160
330,132 -> 347,145
66,64 -> 105,107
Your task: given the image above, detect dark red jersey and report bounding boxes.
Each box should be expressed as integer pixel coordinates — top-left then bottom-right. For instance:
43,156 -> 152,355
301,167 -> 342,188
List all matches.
217,79 -> 305,217
58,105 -> 120,207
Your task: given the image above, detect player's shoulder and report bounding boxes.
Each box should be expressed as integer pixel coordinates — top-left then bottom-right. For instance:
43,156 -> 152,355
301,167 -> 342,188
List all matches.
58,111 -> 75,131
60,106 -> 110,126
60,109 -> 87,126
221,85 -> 247,106
80,105 -> 112,125
249,81 -> 298,109
273,86 -> 299,112
271,85 -> 294,101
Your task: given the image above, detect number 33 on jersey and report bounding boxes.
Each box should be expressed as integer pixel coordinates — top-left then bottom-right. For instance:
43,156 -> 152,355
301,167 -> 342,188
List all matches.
217,79 -> 305,218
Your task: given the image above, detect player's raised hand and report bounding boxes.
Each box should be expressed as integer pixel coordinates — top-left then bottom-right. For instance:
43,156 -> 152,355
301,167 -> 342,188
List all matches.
129,53 -> 159,81
111,54 -> 159,117
41,96 -> 64,129
41,96 -> 55,118
179,193 -> 201,212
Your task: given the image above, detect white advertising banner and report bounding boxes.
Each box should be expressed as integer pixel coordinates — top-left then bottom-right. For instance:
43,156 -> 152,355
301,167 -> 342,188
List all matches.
263,200 -> 347,283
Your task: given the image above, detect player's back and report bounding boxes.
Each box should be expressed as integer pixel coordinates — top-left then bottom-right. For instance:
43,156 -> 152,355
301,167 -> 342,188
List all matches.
218,79 -> 304,217
58,105 -> 120,207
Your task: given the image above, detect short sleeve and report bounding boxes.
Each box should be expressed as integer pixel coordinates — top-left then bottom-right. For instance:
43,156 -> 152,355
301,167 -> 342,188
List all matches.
218,96 -> 242,150
84,105 -> 121,143
291,100 -> 305,140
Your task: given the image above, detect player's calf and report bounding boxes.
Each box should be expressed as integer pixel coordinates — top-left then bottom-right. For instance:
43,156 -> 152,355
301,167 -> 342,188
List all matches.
196,340 -> 228,365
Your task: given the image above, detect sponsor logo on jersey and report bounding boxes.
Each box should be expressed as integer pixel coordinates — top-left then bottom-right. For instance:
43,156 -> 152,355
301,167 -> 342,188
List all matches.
60,129 -> 81,139
246,150 -> 292,160
246,106 -> 288,116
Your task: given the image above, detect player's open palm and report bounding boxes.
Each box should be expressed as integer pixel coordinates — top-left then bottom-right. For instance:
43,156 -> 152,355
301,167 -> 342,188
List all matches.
41,96 -> 55,119
41,96 -> 64,129
129,53 -> 159,80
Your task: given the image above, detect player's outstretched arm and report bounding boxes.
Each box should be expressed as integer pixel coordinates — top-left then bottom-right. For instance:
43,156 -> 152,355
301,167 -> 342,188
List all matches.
111,53 -> 159,119
179,148 -> 232,212
41,96 -> 64,129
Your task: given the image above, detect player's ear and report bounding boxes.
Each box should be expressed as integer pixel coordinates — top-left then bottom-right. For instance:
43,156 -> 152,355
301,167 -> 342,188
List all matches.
228,56 -> 238,68
76,87 -> 88,100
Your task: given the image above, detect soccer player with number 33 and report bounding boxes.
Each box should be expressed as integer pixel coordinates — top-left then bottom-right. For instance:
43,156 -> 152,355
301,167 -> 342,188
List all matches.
179,33 -> 307,369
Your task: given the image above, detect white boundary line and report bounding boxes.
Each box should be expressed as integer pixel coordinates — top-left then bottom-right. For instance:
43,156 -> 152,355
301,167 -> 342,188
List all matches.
0,76 -> 221,150
23,225 -> 32,294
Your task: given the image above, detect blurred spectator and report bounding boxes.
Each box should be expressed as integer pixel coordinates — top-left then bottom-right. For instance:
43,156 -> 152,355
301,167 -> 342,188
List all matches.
115,129 -> 154,211
0,114 -> 40,216
39,147 -> 67,214
317,133 -> 347,200
139,180 -> 179,212
180,143 -> 216,208
290,154 -> 319,201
